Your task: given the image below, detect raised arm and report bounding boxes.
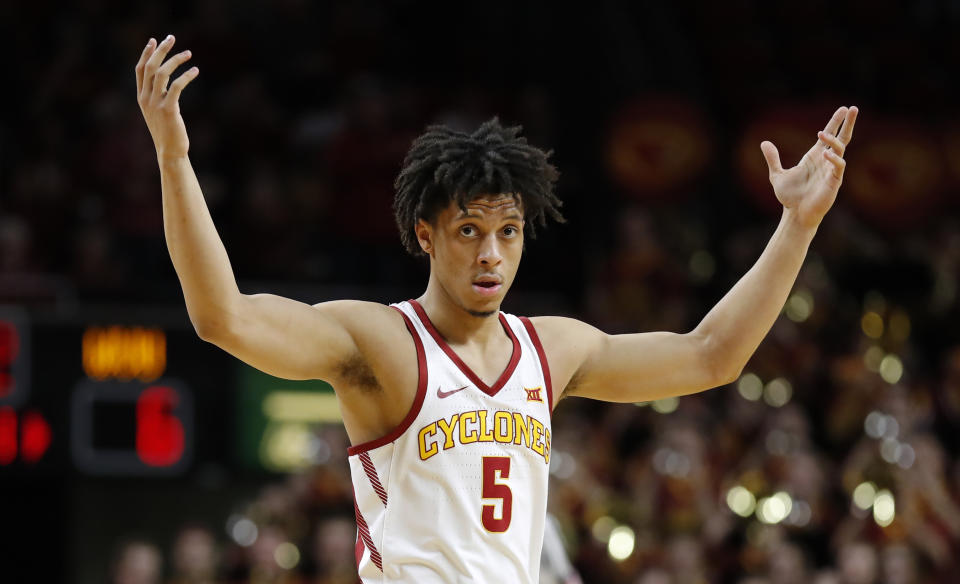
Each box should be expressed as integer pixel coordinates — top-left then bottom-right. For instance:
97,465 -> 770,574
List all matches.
537,106 -> 859,405
135,36 -> 373,381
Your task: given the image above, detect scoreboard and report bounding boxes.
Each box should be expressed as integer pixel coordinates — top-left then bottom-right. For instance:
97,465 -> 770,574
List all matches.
0,304 -> 347,583
0,305 -> 339,478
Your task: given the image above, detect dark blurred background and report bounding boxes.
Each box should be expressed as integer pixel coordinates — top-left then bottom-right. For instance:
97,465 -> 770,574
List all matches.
2,1 -> 960,583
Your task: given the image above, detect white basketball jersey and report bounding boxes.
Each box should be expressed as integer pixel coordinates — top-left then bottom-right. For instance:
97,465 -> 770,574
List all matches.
348,299 -> 554,583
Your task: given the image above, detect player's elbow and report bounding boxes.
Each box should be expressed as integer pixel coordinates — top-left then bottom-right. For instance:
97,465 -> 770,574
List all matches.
704,355 -> 742,388
189,308 -> 235,345
698,332 -> 743,387
187,295 -> 244,344
192,316 -> 225,344
715,360 -> 744,387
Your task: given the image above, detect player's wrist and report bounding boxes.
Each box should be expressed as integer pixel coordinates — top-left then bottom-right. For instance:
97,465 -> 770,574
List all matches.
156,150 -> 190,166
780,207 -> 819,240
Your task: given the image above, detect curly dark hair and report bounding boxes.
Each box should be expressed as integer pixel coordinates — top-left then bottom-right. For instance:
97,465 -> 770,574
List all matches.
393,117 -> 564,255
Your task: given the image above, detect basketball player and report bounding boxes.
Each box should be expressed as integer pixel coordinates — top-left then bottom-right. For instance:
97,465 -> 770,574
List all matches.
135,35 -> 857,583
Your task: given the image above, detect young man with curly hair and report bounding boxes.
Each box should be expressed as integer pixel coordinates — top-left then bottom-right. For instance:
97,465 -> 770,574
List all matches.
135,35 -> 857,583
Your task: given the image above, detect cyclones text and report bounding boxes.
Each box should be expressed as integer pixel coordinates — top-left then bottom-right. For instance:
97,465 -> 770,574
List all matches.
418,410 -> 551,464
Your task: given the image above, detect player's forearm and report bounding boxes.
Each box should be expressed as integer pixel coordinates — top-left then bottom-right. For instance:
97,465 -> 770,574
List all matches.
160,155 -> 242,334
694,209 -> 816,382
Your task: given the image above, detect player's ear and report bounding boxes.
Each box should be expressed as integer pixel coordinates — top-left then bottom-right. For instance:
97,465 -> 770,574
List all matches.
415,219 -> 434,255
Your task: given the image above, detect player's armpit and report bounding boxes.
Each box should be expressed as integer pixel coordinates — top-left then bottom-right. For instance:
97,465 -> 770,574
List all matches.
197,296 -> 393,383
529,316 -> 731,405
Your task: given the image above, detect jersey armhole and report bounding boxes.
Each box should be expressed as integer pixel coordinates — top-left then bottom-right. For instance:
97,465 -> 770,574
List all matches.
347,306 -> 428,456
519,316 -> 554,414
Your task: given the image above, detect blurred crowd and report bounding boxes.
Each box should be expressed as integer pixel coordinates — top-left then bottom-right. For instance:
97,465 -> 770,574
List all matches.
105,289 -> 960,584
5,1 -> 960,583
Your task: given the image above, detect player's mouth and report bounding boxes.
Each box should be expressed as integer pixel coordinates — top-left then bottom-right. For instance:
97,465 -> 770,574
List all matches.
472,276 -> 502,297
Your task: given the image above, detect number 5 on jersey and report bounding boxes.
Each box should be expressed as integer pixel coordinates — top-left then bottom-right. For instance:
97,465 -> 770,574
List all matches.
482,456 -> 512,532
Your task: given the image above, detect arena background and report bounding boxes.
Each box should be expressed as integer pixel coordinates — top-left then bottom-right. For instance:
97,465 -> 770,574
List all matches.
2,1 -> 960,582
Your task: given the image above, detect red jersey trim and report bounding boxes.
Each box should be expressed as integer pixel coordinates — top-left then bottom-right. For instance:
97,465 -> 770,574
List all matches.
347,306 -> 428,456
519,317 -> 554,414
355,533 -> 364,573
359,451 -> 389,507
408,299 -> 521,397
353,493 -> 383,572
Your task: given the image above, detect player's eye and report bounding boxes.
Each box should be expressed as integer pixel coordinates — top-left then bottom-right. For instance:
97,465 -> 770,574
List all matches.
459,225 -> 477,237
502,226 -> 519,237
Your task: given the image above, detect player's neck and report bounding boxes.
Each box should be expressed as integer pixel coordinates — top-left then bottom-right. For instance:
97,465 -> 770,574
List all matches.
417,280 -> 504,347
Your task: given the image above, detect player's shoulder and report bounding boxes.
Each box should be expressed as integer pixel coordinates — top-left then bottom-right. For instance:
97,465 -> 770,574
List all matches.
523,316 -> 606,400
310,299 -> 415,371
523,315 -> 606,357
310,299 -> 406,334
311,298 -> 396,313
525,315 -> 602,337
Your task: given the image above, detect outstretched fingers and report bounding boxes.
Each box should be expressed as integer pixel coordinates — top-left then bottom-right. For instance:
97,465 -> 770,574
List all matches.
135,38 -> 156,95
141,35 -> 177,101
760,140 -> 783,176
819,106 -> 858,181
152,50 -> 193,100
817,130 -> 845,157
823,148 -> 846,180
822,106 -> 848,138
166,67 -> 200,103
837,106 -> 859,146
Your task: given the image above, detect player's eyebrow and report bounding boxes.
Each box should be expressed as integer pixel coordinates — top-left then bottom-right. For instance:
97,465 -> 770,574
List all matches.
454,211 -> 524,221
453,213 -> 523,223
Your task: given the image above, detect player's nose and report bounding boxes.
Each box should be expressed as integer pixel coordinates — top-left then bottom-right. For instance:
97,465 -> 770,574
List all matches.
477,233 -> 502,266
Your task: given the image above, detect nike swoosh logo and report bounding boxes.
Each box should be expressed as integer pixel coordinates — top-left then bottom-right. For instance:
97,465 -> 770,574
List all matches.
437,385 -> 468,399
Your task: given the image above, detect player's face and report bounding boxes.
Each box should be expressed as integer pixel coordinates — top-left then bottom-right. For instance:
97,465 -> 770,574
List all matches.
418,194 -> 524,317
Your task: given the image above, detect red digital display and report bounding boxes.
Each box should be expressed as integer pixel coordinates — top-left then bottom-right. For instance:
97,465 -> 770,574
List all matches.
21,411 -> 52,464
0,406 -> 51,465
0,316 -> 199,477
136,385 -> 185,467
0,309 -> 31,408
70,378 -> 193,476
0,406 -> 16,465
0,321 -> 21,398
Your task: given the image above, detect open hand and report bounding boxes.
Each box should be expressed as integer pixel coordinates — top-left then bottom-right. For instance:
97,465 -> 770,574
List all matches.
135,35 -> 199,160
761,106 -> 858,229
